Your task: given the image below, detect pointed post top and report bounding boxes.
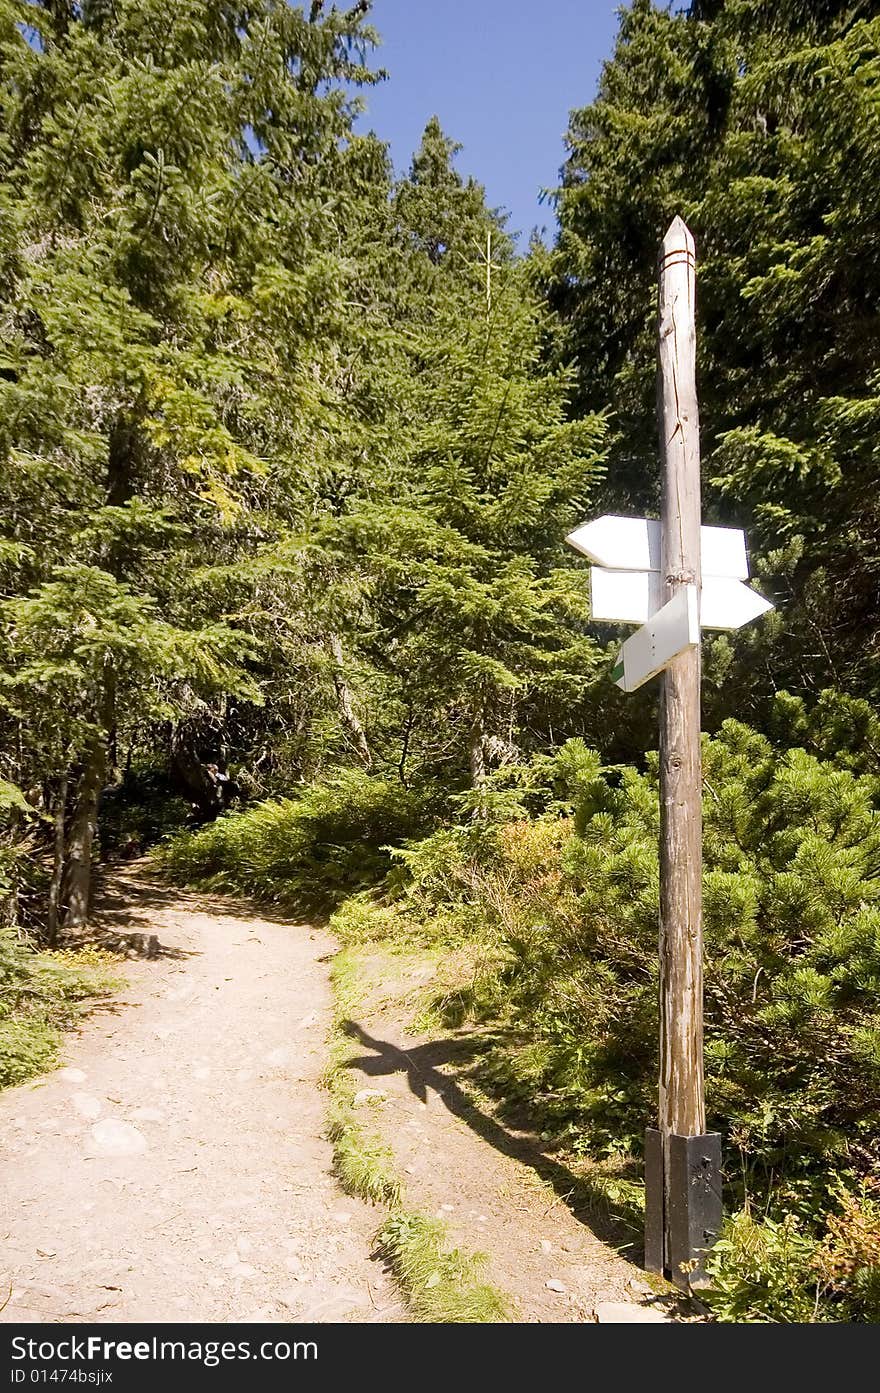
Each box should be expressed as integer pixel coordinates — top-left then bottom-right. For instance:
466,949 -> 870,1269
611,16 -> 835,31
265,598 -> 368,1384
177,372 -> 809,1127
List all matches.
661,216 -> 695,275
662,215 -> 695,254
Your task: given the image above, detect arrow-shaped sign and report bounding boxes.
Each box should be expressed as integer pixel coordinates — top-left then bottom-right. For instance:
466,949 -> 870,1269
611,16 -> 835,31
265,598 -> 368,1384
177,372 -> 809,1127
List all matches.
591,568 -> 773,630
612,584 -> 700,693
566,513 -> 773,632
566,515 -> 748,579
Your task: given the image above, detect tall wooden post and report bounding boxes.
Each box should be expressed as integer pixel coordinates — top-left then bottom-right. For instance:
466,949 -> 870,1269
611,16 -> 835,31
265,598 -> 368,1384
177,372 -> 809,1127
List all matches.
644,217 -> 722,1290
658,218 -> 704,1143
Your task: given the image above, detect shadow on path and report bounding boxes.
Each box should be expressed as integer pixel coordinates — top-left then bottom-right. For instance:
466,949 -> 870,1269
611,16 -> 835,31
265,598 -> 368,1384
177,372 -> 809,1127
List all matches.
341,1019 -> 642,1263
94,863 -> 310,930
76,865 -> 310,961
68,869 -> 200,960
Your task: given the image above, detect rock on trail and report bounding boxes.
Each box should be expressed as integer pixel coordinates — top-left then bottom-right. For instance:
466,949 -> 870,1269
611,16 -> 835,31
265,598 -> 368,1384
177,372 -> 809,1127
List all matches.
0,871 -> 404,1324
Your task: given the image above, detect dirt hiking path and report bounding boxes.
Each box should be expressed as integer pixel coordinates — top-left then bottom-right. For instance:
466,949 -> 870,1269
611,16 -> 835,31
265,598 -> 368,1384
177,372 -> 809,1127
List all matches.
341,950 -> 677,1323
0,870 -> 404,1324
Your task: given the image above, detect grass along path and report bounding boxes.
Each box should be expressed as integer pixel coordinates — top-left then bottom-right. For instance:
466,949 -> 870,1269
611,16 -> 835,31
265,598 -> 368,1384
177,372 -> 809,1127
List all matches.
326,942 -> 684,1323
325,949 -> 515,1322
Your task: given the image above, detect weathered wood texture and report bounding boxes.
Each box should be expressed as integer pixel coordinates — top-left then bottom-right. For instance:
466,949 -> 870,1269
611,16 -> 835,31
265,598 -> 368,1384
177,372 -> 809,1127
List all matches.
657,217 -> 705,1144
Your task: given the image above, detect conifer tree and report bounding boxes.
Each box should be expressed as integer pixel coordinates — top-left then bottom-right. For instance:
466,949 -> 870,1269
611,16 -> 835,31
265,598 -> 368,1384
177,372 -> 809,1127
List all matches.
307,121 -> 608,791
0,0 -> 382,922
546,0 -> 880,729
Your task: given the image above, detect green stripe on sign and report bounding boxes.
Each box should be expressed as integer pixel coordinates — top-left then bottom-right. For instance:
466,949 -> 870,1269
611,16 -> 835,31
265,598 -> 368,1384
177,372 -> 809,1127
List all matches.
610,659 -> 624,683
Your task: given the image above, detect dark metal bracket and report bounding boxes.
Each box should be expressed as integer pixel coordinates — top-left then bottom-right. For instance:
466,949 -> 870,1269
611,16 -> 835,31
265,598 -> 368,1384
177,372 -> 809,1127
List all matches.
644,1128 -> 722,1291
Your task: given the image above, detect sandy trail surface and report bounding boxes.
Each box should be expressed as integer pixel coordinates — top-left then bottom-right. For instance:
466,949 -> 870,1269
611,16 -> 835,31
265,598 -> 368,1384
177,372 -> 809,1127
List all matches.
0,871 -> 404,1324
338,950 -> 675,1323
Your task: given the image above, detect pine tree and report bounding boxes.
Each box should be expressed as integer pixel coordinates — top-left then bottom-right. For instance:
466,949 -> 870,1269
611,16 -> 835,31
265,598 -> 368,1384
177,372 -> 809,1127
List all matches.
305,121 -> 608,791
546,0 -> 880,730
0,0 -> 382,924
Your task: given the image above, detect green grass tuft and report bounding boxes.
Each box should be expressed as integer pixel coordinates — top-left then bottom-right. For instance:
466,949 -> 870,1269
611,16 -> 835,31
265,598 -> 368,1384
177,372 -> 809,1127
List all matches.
376,1212 -> 516,1323
322,948 -> 402,1207
328,1104 -> 402,1207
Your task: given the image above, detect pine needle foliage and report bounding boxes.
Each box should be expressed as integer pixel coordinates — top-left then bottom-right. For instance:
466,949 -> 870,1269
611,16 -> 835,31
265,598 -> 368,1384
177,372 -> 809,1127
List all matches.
546,0 -> 880,723
319,696 -> 880,1317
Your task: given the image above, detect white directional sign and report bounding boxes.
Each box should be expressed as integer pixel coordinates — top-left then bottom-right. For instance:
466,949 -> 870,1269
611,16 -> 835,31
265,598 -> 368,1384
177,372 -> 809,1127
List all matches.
611,585 -> 700,693
591,569 -> 773,629
567,516 -> 748,579
698,577 -> 774,629
566,513 -> 773,632
590,567 -> 662,624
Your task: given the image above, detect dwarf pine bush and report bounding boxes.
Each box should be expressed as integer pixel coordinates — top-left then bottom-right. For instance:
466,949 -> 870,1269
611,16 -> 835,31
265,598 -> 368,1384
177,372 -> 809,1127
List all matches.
390,722 -> 880,1184
321,715 -> 879,1317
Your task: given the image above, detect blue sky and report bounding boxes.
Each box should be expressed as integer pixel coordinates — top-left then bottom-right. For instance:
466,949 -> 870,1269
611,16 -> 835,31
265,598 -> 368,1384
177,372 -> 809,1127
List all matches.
358,1 -> 624,246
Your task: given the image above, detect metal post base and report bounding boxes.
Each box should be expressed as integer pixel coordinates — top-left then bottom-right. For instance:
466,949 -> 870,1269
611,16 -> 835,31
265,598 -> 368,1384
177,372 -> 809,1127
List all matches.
644,1128 -> 722,1291
644,1127 -> 665,1274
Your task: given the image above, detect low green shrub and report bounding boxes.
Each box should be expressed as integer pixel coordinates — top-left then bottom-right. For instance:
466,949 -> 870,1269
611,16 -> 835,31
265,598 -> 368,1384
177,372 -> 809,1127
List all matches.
387,722 -> 880,1188
332,708 -> 880,1317
816,1182 -> 880,1320
329,893 -> 418,946
0,939 -> 120,1088
158,768 -> 435,913
704,1210 -> 824,1322
706,1181 -> 880,1323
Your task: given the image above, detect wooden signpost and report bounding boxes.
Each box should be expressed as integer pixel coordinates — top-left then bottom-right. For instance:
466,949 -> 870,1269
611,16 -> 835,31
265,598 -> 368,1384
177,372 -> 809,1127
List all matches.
565,217 -> 774,1291
651,217 -> 714,1290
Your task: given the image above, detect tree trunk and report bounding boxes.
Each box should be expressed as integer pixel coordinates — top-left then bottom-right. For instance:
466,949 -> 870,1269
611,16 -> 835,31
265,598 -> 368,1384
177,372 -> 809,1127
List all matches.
46,772 -> 68,946
398,707 -> 414,788
55,414 -> 135,930
63,737 -> 106,930
469,709 -> 486,788
328,634 -> 372,767
170,727 -> 222,820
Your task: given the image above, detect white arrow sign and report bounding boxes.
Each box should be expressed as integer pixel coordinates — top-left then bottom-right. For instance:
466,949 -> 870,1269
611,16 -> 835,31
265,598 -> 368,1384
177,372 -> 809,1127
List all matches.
567,512 -> 773,632
612,584 -> 700,693
591,567 -> 662,624
591,568 -> 773,630
567,515 -> 748,579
